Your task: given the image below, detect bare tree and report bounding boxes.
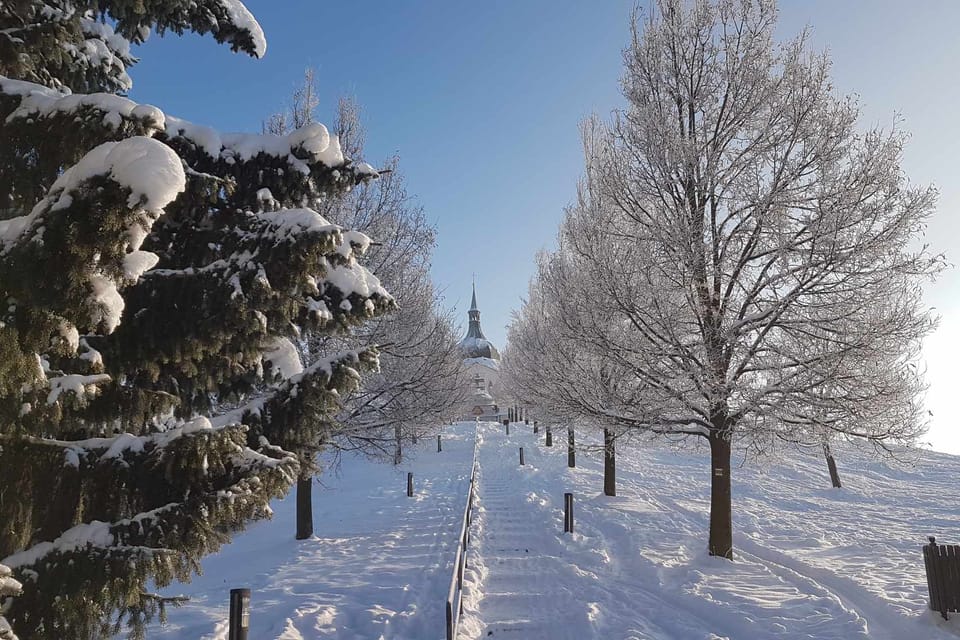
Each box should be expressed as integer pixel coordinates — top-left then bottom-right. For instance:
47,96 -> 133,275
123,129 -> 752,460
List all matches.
501,267 -> 627,498
507,0 -> 943,558
315,95 -> 467,459
266,70 -> 467,535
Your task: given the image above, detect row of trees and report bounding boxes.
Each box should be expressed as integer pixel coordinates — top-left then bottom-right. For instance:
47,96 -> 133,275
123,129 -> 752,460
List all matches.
502,0 -> 942,559
0,2 -> 463,638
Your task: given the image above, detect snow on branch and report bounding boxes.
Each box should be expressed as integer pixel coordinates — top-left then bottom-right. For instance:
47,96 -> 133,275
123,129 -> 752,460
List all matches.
0,76 -> 377,180
0,75 -> 164,132
0,563 -> 21,640
0,136 -> 184,251
0,136 -> 185,335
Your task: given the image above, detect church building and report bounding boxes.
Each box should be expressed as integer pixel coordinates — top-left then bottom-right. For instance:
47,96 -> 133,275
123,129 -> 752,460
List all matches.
458,284 -> 502,419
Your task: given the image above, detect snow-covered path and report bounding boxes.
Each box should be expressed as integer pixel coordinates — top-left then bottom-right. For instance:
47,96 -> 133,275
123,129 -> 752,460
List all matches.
459,425 -> 596,637
460,421 -> 960,640
142,423 -> 476,640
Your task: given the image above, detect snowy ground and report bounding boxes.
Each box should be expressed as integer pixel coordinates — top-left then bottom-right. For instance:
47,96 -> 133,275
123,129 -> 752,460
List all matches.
142,423 -> 475,639
143,420 -> 960,639
459,422 -> 960,640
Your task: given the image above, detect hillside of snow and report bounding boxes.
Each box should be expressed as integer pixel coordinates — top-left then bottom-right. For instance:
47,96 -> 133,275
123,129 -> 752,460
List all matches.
142,422 -> 960,639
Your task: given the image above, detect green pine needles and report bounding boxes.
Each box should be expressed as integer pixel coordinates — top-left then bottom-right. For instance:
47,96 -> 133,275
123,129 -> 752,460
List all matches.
0,2 -> 395,638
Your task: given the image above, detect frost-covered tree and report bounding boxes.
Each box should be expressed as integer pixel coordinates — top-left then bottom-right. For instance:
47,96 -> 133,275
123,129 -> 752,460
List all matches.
0,3 -> 394,638
501,249 -> 624,498
267,77 -> 467,462
508,0 -> 943,559
264,75 -> 466,536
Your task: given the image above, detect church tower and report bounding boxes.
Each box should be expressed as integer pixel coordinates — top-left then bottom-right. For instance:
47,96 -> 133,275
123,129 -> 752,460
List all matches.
458,283 -> 501,418
459,283 -> 500,361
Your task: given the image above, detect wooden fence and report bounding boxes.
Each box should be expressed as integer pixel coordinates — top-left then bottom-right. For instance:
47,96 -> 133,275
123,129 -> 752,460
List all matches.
444,440 -> 479,640
923,536 -> 960,619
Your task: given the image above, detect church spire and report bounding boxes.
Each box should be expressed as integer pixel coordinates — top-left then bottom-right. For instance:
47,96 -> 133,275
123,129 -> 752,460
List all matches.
459,280 -> 500,360
467,282 -> 484,338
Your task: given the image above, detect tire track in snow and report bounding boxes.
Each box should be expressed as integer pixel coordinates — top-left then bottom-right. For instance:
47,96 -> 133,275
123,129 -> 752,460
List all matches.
621,465 -> 940,639
457,424 -> 959,639
612,460 -> 872,639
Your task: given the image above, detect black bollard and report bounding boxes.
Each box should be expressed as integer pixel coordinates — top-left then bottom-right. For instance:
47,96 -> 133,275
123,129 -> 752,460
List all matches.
563,493 -> 574,533
407,472 -> 413,497
228,588 -> 250,640
546,427 -> 553,447
520,447 -> 525,466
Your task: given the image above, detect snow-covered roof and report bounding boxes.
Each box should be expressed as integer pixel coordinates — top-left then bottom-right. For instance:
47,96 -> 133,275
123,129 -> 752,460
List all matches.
459,334 -> 499,360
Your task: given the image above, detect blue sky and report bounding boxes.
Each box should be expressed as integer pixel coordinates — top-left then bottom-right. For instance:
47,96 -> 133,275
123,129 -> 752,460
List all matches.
129,1 -> 960,453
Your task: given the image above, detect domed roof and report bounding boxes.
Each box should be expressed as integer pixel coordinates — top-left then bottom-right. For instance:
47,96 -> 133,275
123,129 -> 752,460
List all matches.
459,284 -> 500,361
460,336 -> 500,360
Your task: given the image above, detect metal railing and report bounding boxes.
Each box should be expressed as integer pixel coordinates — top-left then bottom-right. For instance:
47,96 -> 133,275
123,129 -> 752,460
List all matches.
444,435 -> 479,640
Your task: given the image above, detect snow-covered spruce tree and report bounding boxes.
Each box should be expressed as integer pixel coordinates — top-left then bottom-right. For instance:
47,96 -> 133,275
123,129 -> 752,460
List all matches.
266,78 -> 466,472
510,0 -> 943,559
0,3 -> 393,638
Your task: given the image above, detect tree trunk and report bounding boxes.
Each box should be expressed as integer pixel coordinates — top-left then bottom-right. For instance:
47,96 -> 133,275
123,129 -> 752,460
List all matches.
823,442 -> 842,488
603,428 -> 616,497
394,424 -> 402,465
708,434 -> 733,559
567,427 -> 575,468
296,475 -> 314,540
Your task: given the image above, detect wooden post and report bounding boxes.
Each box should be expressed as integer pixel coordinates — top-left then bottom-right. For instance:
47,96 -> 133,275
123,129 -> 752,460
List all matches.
407,472 -> 413,497
506,421 -> 510,435
567,427 -> 576,468
519,447 -> 525,466
563,493 -> 573,533
603,428 -> 616,497
545,427 -> 553,447
437,434 -> 442,452
533,421 -> 539,434
228,588 -> 250,640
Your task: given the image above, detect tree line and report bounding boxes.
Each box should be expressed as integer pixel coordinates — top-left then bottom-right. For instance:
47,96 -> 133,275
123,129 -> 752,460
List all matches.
502,0 -> 942,560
